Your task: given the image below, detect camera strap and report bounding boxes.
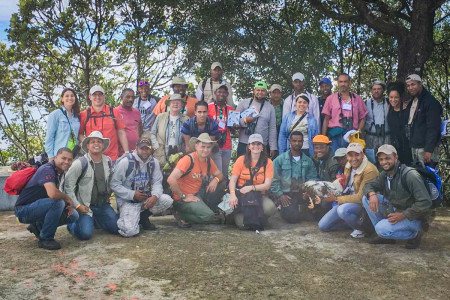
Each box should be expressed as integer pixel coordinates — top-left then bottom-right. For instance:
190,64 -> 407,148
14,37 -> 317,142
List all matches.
369,98 -> 387,132
289,112 -> 307,135
338,93 -> 354,126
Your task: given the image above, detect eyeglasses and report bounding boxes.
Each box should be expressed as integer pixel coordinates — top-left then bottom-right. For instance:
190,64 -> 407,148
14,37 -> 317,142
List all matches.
138,81 -> 149,86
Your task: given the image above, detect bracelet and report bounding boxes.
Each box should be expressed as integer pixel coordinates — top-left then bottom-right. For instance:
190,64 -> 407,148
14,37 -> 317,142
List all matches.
214,176 -> 220,183
230,190 -> 236,194
75,204 -> 81,209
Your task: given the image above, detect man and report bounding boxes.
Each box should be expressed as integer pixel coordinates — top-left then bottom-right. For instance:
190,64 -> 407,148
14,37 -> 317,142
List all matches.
182,101 -> 219,152
236,81 -> 278,158
406,74 -> 443,167
282,72 -> 320,126
364,79 -> 390,153
152,76 -> 198,118
78,85 -> 129,162
167,133 -> 225,227
110,137 -> 174,236
334,147 -> 347,175
318,77 -> 332,129
195,62 -> 234,106
64,131 -> 119,240
362,144 -> 432,249
114,88 -> 143,156
133,81 -> 158,134
269,84 -> 284,135
271,131 -> 318,223
311,135 -> 339,182
14,148 -> 78,250
322,74 -> 367,153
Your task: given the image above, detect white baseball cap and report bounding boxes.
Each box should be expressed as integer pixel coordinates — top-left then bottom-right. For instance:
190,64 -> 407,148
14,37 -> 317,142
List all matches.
89,85 -> 105,95
292,72 -> 305,82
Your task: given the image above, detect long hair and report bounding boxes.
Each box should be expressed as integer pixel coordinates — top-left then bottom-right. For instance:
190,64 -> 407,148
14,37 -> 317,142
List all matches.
61,88 -> 80,118
243,145 -> 269,171
387,81 -> 406,112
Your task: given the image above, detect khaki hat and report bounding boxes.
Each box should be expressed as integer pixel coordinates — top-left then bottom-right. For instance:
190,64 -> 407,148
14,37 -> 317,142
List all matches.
334,148 -> 347,158
89,85 -> 105,95
292,72 -> 305,82
376,144 -> 397,156
346,143 -> 363,154
165,94 -> 187,106
82,131 -> 110,153
171,76 -> 188,86
405,74 -> 422,83
189,133 -> 218,151
270,84 -> 282,93
211,62 -> 222,70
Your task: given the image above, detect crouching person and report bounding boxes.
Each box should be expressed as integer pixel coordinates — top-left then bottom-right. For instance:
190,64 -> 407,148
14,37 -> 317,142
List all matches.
64,132 -> 119,240
111,137 -> 173,237
228,134 -> 276,230
362,144 -> 432,249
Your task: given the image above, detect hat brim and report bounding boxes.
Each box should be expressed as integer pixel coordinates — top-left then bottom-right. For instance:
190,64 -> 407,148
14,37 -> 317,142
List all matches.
189,136 -> 218,152
165,97 -> 187,107
82,136 -> 110,154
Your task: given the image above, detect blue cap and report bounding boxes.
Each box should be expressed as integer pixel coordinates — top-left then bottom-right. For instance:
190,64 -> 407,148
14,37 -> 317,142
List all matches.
319,77 -> 332,85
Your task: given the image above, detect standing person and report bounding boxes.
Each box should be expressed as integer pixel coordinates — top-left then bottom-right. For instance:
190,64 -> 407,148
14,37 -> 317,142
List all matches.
153,76 -> 198,118
64,131 -> 119,240
318,143 -> 379,238
228,134 -> 276,230
111,137 -> 174,236
282,72 -> 320,127
78,85 -> 129,162
271,132 -> 318,223
208,85 -> 235,178
150,94 -> 189,166
269,84 -> 284,135
321,74 -> 368,153
133,80 -> 158,134
365,79 -> 390,153
195,62 -> 234,106
405,74 -> 443,167
114,88 -> 143,156
236,81 -> 278,158
362,144 -> 432,249
311,135 -> 339,181
278,93 -> 319,157
387,82 -> 413,165
14,148 -> 78,250
45,88 -> 81,159
318,77 -> 333,129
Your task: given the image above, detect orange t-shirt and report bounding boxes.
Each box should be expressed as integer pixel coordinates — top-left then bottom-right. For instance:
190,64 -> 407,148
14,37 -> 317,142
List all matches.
231,155 -> 273,187
174,152 -> 219,200
153,95 -> 198,118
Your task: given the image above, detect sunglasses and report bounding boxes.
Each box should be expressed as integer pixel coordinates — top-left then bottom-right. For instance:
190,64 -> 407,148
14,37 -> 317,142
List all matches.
138,81 -> 149,86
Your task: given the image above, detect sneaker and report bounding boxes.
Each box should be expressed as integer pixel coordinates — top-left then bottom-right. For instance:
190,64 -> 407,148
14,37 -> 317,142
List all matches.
38,239 -> 61,250
368,236 -> 396,244
27,224 -> 40,239
350,229 -> 365,238
405,231 -> 423,249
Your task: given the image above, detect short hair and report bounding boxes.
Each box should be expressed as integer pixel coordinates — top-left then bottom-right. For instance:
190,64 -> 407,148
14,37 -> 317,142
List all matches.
56,147 -> 73,156
338,73 -> 351,81
195,101 -> 208,110
290,131 -> 304,139
120,88 -> 135,98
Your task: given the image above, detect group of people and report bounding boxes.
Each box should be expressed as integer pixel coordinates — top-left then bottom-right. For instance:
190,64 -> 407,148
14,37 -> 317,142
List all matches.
15,62 -> 443,251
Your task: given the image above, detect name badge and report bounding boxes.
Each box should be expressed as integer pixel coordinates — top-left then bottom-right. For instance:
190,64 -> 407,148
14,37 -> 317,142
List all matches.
218,120 -> 226,130
342,103 -> 352,111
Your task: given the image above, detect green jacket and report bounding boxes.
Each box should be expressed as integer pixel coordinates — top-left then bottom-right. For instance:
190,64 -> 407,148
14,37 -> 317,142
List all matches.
363,162 -> 432,220
312,151 -> 339,182
271,150 -> 318,197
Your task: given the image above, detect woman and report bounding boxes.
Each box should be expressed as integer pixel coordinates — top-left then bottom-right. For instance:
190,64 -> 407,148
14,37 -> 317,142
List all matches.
150,94 -> 189,166
278,93 -> 318,156
45,88 -> 81,159
228,134 -> 276,230
387,82 -> 413,165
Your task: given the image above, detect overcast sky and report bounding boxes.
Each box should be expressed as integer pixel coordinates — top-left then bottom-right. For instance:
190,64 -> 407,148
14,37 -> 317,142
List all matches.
0,0 -> 19,41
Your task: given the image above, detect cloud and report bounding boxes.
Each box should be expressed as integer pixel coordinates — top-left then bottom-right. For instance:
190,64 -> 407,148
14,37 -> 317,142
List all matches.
0,1 -> 19,22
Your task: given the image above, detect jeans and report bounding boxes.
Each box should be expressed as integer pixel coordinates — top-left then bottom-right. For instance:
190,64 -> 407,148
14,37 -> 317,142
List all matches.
67,204 -> 119,240
212,149 -> 232,179
362,194 -> 421,240
318,203 -> 362,232
329,134 -> 348,153
15,198 -> 79,240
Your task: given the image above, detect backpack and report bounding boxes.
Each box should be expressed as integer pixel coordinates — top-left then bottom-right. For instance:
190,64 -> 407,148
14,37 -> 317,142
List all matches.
116,153 -> 155,190
3,167 -> 37,195
83,105 -> 117,133
180,153 -> 211,178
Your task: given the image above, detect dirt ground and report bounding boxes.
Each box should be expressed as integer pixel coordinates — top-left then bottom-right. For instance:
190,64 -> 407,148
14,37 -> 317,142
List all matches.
0,208 -> 449,300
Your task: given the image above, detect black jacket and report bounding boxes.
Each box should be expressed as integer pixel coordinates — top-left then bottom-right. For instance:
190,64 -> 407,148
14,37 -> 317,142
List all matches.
410,88 -> 443,152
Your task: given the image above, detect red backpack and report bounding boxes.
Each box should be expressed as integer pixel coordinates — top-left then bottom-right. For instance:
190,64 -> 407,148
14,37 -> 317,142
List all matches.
3,167 -> 37,195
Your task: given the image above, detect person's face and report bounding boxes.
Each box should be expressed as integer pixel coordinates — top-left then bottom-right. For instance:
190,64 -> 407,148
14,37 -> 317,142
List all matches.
337,75 -> 351,93
292,80 -> 305,91
378,153 -> 398,172
136,145 -> 152,161
314,143 -> 329,159
195,105 -> 208,123
169,99 -> 182,113
406,81 -> 422,97
211,67 -> 223,81
254,88 -> 267,100
289,135 -> 304,152
122,91 -> 135,109
61,90 -> 76,108
87,137 -> 104,155
214,88 -> 229,104
54,150 -> 73,172
388,90 -> 401,109
248,141 -> 264,154
138,84 -> 150,99
172,84 -> 187,97
336,156 -> 347,168
89,91 -> 105,107
346,151 -> 364,169
371,84 -> 384,100
195,142 -> 213,159
319,83 -> 332,98
270,89 -> 282,102
296,98 -> 309,113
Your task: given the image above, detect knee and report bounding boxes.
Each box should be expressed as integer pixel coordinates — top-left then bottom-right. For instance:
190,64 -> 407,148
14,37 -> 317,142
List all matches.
281,206 -> 301,224
54,199 -> 66,211
77,230 -> 93,241
375,220 -> 392,238
262,197 -> 276,217
234,213 -> 244,229
318,219 -> 330,232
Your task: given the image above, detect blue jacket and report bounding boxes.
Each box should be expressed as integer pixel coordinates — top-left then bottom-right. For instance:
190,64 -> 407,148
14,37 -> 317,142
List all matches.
278,112 -> 318,156
45,107 -> 80,158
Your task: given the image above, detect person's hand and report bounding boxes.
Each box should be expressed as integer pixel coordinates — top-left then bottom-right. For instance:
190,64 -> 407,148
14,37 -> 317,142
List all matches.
239,186 -> 253,194
314,195 -> 321,205
134,190 -> 148,202
270,150 -> 278,159
144,195 -> 158,209
229,193 -> 238,209
184,194 -> 200,203
246,116 -> 256,123
369,194 -> 379,212
206,178 -> 219,193
279,195 -> 291,207
66,205 -> 74,217
76,205 -> 90,214
323,191 -> 337,202
308,197 -> 315,209
64,197 -> 74,207
423,152 -> 432,164
387,212 -> 406,224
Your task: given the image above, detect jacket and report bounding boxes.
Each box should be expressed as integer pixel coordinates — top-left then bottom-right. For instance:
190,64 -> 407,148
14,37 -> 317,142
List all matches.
363,162 -> 432,220
278,111 -> 318,156
337,156 -> 378,204
45,106 -> 80,159
312,151 -> 340,182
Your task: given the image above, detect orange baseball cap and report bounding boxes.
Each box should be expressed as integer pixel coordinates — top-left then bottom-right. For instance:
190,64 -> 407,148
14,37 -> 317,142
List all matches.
312,134 -> 332,144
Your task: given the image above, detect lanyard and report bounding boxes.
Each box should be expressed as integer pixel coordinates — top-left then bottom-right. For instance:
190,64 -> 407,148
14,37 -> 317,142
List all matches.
338,93 -> 354,121
214,103 -> 228,121
248,98 -> 266,127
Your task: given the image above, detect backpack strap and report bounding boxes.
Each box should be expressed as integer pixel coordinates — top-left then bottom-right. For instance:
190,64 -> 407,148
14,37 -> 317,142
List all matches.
84,105 -> 118,133
201,78 -> 208,102
73,156 -> 92,195
180,154 -> 195,178
189,116 -> 197,136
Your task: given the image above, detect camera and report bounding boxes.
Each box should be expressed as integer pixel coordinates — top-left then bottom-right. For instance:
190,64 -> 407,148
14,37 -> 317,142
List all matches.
375,124 -> 385,136
138,188 -> 152,198
217,131 -> 227,147
245,122 -> 256,135
340,117 -> 353,131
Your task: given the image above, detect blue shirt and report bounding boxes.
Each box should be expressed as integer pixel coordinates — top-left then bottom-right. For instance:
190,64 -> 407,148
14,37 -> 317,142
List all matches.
45,107 -> 80,158
133,97 -> 157,131
181,116 -> 219,138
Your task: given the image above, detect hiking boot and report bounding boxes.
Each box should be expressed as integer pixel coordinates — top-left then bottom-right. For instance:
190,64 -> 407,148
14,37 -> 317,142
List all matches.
38,239 -> 61,250
176,220 -> 192,228
405,231 -> 423,249
27,224 -> 40,239
139,211 -> 157,231
368,236 -> 396,245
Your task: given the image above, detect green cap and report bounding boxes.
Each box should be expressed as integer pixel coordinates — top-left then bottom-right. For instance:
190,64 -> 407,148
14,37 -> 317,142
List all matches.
254,81 -> 268,90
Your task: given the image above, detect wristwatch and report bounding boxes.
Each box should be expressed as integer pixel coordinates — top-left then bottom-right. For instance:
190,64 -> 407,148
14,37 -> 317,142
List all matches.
181,193 -> 186,200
